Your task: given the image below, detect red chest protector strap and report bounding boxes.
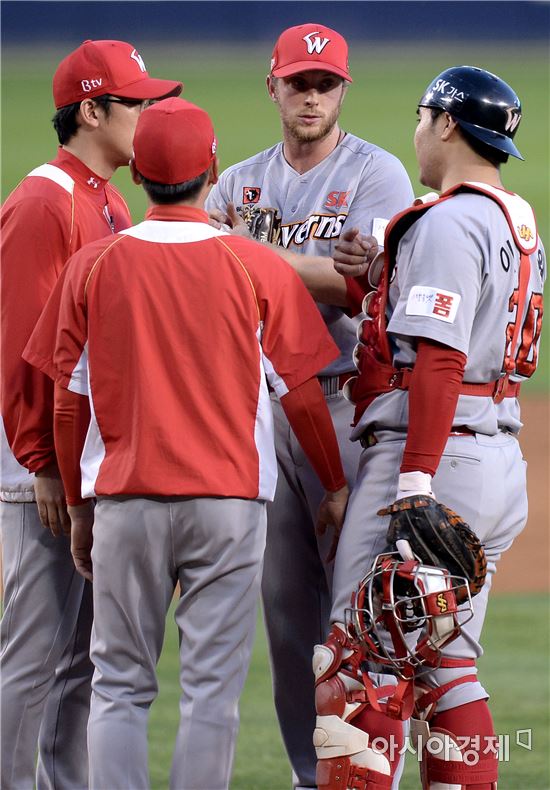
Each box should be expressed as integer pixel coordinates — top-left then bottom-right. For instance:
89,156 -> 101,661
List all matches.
348,182 -> 537,420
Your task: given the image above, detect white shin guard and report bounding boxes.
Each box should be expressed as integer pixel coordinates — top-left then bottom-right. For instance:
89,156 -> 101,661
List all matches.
314,714 -> 391,774
313,629 -> 395,789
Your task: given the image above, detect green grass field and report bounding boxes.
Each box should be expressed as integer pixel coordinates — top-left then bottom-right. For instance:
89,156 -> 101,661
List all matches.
150,596 -> 549,789
2,42 -> 549,789
2,42 -> 548,388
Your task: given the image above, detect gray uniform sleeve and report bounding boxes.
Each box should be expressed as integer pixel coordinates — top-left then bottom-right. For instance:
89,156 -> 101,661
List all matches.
205,174 -> 229,215
344,152 -> 414,240
388,207 -> 482,355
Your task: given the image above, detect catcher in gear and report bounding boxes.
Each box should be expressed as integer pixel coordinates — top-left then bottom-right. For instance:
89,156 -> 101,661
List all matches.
313,65 -> 545,790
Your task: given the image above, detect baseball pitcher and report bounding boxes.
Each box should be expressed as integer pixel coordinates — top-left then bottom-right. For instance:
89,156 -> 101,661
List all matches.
206,24 -> 413,789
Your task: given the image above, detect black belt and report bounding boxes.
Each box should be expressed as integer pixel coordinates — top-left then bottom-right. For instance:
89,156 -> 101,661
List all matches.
359,426 -> 476,450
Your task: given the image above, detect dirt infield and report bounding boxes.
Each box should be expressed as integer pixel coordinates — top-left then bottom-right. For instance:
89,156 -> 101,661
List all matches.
492,395 -> 549,593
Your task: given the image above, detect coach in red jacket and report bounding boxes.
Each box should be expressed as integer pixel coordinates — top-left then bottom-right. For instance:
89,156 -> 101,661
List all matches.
24,98 -> 349,789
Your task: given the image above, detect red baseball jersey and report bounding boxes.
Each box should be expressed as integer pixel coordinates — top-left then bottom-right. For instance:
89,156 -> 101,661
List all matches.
24,205 -> 338,501
0,148 -> 131,501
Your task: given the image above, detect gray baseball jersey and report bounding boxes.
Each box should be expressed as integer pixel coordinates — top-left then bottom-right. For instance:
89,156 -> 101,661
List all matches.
207,134 -> 414,375
208,135 -> 413,789
352,186 -> 546,439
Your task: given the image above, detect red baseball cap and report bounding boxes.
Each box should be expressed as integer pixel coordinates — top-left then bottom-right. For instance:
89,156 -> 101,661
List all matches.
270,23 -> 352,82
53,39 -> 182,109
133,98 -> 217,185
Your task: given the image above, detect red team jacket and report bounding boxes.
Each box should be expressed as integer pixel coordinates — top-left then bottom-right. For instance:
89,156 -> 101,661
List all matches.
24,206 -> 338,501
0,149 -> 131,501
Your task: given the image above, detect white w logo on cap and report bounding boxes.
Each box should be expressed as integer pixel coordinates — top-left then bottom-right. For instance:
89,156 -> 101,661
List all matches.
130,49 -> 147,73
303,31 -> 330,55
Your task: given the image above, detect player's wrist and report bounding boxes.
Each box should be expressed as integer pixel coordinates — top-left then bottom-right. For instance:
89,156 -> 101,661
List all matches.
67,500 -> 94,515
324,465 -> 348,491
396,471 -> 433,500
66,494 -> 90,507
324,480 -> 349,498
34,460 -> 60,478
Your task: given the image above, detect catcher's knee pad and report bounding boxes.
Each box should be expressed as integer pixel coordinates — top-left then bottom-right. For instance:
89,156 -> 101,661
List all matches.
314,716 -> 392,789
313,624 -> 403,789
419,701 -> 498,790
313,625 -> 365,722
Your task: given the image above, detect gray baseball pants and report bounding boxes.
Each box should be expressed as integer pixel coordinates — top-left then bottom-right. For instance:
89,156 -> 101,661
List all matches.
331,430 -> 528,709
0,501 -> 93,790
87,495 -> 266,790
262,391 -> 362,790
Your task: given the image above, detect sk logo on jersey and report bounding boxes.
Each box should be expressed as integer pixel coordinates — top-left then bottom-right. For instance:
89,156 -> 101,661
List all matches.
325,191 -> 349,209
517,224 -> 534,242
436,592 -> 449,613
243,187 -> 261,204
87,177 -> 99,189
303,31 -> 330,55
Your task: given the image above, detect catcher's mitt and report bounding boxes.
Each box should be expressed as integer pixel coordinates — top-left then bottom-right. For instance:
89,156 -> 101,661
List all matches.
239,205 -> 281,245
379,496 -> 487,603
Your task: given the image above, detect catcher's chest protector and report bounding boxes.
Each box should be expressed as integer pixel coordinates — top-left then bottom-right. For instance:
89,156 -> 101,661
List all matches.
381,182 -> 537,361
346,182 -> 540,419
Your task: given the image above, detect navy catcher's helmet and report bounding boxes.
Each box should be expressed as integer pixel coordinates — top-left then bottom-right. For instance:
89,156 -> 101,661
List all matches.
418,65 -> 523,160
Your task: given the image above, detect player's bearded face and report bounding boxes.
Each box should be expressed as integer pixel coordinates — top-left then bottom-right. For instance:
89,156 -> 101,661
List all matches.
274,72 -> 347,143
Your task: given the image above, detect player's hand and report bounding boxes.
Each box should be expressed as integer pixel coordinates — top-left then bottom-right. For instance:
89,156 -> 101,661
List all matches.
69,501 -> 95,582
316,484 -> 350,563
225,202 -> 252,237
34,463 -> 70,537
208,208 -> 227,229
333,227 -> 380,279
208,203 -> 250,236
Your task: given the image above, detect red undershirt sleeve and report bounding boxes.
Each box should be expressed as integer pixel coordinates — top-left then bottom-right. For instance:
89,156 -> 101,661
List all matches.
344,274 -> 371,316
54,383 -> 91,506
280,377 -> 347,492
401,338 -> 467,477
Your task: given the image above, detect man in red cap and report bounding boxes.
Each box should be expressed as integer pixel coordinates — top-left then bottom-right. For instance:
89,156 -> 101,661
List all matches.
24,97 -> 349,790
0,39 -> 181,788
206,23 -> 414,789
